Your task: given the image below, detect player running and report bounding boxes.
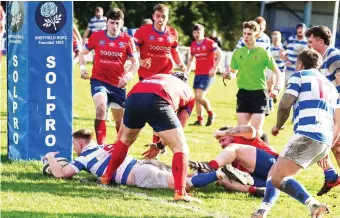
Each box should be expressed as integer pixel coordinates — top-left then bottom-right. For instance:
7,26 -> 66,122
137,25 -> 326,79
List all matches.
133,4 -> 187,80
78,8 -> 139,145
252,48 -> 340,218
186,24 -> 223,127
305,25 -> 340,196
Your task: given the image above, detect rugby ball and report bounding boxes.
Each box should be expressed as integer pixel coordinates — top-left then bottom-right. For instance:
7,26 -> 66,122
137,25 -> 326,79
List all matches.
42,157 -> 69,175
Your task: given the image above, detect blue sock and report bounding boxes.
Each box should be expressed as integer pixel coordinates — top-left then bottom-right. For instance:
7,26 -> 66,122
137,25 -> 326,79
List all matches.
262,178 -> 280,205
281,178 -> 311,205
190,172 -> 219,188
324,168 -> 338,182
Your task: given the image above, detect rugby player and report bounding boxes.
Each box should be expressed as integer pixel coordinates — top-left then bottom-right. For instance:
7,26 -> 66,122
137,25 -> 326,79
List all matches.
188,125 -> 278,197
305,25 -> 340,196
186,24 -> 223,126
78,8 -> 139,145
252,48 -> 340,218
99,73 -> 199,202
280,23 -> 308,86
133,4 -> 187,80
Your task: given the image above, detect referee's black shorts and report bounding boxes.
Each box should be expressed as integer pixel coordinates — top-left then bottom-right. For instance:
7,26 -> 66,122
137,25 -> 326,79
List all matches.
236,89 -> 268,114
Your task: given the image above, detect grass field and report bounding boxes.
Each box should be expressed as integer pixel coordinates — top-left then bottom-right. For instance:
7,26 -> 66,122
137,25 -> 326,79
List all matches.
1,59 -> 340,218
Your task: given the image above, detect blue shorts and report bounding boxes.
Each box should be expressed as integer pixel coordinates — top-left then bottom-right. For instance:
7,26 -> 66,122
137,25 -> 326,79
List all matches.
250,148 -> 278,186
90,79 -> 126,108
123,93 -> 181,132
193,75 -> 214,91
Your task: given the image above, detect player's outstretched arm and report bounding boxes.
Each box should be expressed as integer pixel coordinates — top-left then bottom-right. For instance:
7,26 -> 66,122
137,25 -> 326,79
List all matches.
79,48 -> 91,79
171,47 -> 186,72
214,125 -> 256,140
209,47 -> 223,77
186,55 -> 195,77
44,152 -> 77,179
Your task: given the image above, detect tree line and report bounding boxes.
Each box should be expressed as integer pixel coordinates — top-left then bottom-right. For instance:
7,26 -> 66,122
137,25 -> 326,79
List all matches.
74,1 -> 260,50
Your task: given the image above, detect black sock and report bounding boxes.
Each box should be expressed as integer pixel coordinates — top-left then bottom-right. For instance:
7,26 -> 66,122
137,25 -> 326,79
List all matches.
261,132 -> 269,144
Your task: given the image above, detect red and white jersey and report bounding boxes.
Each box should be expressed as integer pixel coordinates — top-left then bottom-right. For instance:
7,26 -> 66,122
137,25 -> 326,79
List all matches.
190,38 -> 217,75
128,74 -> 195,113
134,24 -> 179,79
85,31 -> 136,86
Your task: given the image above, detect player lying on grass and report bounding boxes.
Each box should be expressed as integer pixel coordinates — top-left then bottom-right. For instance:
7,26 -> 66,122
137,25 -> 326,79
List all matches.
43,129 -> 249,201
189,125 -> 279,197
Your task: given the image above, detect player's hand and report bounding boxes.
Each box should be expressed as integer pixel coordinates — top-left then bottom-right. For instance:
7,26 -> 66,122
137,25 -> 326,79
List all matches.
142,143 -> 161,160
208,67 -> 217,77
269,89 -> 279,98
222,72 -> 231,80
80,69 -> 90,80
317,154 -> 329,169
43,151 -> 59,160
117,77 -> 128,89
271,126 -> 280,136
140,58 -> 151,69
180,64 -> 187,73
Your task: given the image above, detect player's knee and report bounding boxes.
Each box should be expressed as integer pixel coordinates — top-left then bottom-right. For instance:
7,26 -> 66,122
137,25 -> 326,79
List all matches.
95,105 -> 106,118
332,144 -> 340,157
195,95 -> 203,102
271,175 -> 283,189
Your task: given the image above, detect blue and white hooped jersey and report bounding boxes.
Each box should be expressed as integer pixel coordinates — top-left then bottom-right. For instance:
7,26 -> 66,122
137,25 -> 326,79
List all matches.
285,69 -> 339,145
283,36 -> 307,73
235,33 -> 271,52
320,46 -> 340,93
270,44 -> 285,71
69,144 -> 136,183
87,16 -> 107,32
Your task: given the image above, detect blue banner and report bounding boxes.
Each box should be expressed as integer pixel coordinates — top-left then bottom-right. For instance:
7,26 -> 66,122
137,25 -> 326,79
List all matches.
7,1 -> 73,161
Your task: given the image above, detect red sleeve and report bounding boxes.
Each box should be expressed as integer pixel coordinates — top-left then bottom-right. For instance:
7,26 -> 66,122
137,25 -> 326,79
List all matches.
185,98 -> 195,114
85,32 -> 96,51
134,26 -> 144,47
127,36 -> 137,57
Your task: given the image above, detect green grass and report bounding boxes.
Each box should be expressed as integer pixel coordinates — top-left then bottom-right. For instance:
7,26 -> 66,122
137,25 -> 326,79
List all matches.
1,58 -> 340,218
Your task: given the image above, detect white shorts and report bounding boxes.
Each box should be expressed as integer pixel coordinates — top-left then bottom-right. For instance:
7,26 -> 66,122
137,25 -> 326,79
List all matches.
280,133 -> 330,168
132,160 -> 170,189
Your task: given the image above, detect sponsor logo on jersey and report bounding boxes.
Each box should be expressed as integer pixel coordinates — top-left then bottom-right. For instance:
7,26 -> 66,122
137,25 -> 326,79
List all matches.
100,50 -> 123,57
149,45 -> 171,51
157,37 -> 164,42
108,42 -> 115,47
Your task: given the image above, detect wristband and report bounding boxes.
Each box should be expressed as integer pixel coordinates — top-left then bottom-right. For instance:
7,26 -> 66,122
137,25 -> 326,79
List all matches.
80,65 -> 86,71
273,85 -> 279,91
156,141 -> 165,150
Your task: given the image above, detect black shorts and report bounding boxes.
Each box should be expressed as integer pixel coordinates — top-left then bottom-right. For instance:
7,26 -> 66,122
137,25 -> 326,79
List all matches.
123,93 -> 181,132
236,89 -> 268,114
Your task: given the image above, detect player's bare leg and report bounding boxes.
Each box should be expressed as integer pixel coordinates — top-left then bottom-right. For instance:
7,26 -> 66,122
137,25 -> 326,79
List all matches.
214,143 -> 256,172
110,106 -> 124,133
93,93 -> 108,144
101,124 -> 142,184
196,89 -> 215,126
157,127 -> 199,202
190,89 -> 204,126
237,113 -> 252,126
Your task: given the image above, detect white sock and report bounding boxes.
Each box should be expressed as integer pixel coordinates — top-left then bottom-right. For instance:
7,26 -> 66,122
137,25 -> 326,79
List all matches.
305,197 -> 320,211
